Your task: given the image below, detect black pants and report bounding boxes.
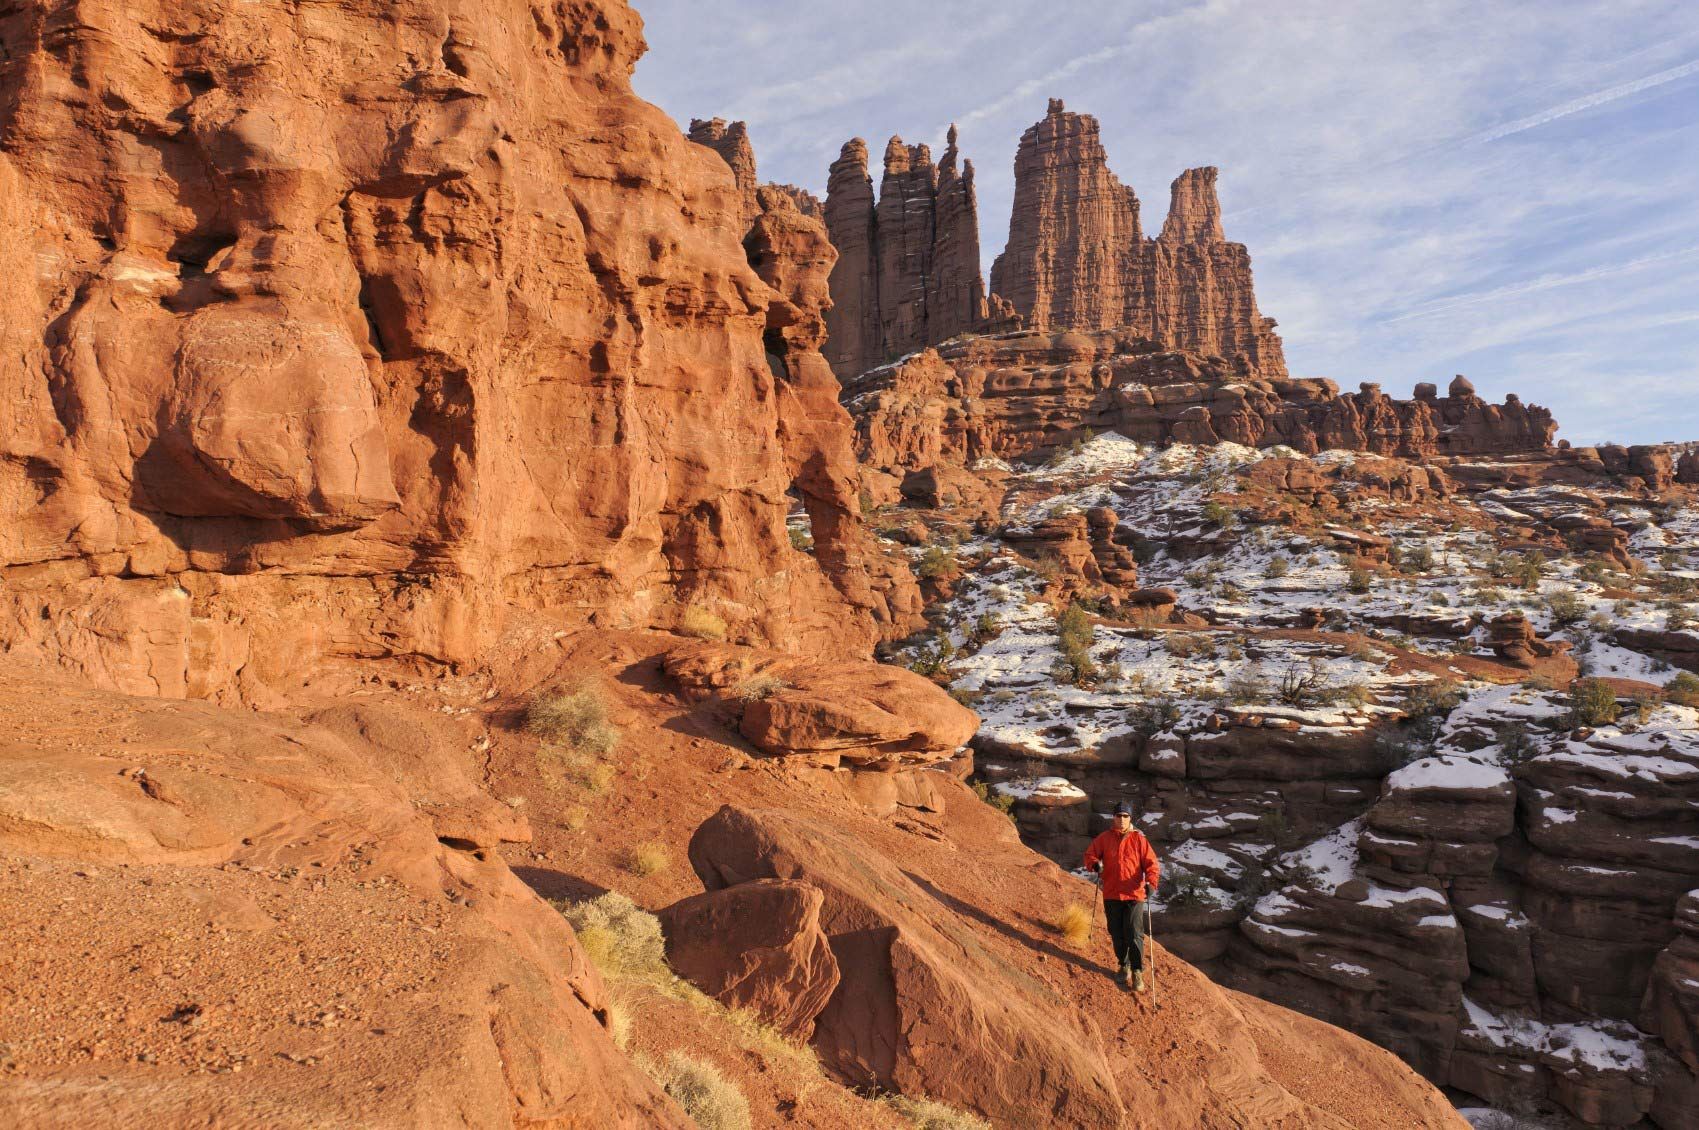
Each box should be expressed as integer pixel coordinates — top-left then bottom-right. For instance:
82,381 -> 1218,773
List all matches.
1104,898 -> 1148,971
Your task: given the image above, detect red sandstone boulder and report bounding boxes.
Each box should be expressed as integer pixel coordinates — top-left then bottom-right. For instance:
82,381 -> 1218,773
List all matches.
658,879 -> 840,1039
661,642 -> 979,767
686,804 -> 1126,1125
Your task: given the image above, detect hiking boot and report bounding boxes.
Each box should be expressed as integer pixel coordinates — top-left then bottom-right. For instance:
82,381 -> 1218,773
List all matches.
1117,963 -> 1133,987
1132,970 -> 1146,993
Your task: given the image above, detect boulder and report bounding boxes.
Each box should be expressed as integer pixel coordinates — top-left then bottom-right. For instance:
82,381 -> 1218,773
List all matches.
686,804 -> 1126,1125
658,879 -> 840,1040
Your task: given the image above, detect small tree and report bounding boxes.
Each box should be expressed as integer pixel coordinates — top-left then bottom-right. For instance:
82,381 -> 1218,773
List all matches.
1568,678 -> 1621,728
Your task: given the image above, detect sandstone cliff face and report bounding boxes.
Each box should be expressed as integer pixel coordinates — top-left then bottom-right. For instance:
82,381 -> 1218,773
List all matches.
822,128 -> 1015,379
0,0 -> 891,704
988,101 -> 1287,378
845,330 -> 1555,479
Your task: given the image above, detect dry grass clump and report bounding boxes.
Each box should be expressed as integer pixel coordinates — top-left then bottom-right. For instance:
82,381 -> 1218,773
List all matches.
640,1052 -> 752,1130
681,603 -> 729,641
624,840 -> 671,877
1050,901 -> 1093,946
729,673 -> 789,702
884,1094 -> 993,1129
555,892 -> 670,982
526,684 -> 620,753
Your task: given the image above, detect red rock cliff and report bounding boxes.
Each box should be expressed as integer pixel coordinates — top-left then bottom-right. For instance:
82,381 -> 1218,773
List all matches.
988,100 -> 1287,378
0,0 -> 897,703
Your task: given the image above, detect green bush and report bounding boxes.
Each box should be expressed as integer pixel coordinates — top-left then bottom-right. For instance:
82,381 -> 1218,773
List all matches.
1265,556 -> 1291,579
1667,672 -> 1699,709
1495,720 -> 1537,766
916,545 -> 959,579
1161,870 -> 1215,908
1545,587 -> 1586,626
1129,700 -> 1182,735
1053,602 -> 1098,687
1201,501 -> 1234,528
1401,543 -> 1436,573
1347,566 -> 1374,594
1568,678 -> 1621,727
1405,678 -> 1464,719
788,526 -> 813,552
1514,551 -> 1546,591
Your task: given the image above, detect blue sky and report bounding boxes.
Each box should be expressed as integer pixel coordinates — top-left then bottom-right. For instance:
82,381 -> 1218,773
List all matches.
632,1 -> 1699,446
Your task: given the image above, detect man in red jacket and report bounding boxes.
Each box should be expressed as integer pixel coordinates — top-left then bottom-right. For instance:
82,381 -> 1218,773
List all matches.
1083,802 -> 1161,991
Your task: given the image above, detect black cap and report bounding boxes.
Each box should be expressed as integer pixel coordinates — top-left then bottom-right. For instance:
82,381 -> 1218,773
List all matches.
1114,802 -> 1132,816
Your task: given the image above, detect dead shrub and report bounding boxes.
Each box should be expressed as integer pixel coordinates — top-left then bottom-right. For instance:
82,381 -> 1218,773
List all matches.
884,1094 -> 993,1130
526,684 -> 619,755
681,604 -> 729,641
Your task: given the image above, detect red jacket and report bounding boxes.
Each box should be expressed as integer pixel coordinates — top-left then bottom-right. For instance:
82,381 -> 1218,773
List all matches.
1084,828 -> 1160,901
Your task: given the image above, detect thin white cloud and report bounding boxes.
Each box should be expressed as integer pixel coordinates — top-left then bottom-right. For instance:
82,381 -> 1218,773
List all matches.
1461,57 -> 1699,145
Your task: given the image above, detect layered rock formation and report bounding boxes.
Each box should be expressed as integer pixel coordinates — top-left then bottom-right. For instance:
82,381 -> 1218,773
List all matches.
845,330 -> 1557,481
0,0 -> 902,707
987,100 -> 1287,378
822,129 -> 1016,379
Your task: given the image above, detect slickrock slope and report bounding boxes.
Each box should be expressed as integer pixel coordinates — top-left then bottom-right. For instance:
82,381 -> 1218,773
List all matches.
845,331 -> 1556,490
987,101 -> 1287,378
873,429 -> 1699,1127
822,129 -> 1017,379
0,0 -> 900,707
0,666 -> 686,1128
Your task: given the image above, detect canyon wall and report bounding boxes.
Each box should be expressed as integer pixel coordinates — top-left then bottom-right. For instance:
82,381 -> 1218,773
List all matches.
988,100 -> 1288,379
822,129 -> 1016,379
0,0 -> 905,705
845,330 -> 1556,476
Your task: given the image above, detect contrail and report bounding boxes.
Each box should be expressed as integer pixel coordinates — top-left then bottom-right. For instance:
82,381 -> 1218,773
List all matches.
1463,57 -> 1699,146
1382,244 -> 1699,324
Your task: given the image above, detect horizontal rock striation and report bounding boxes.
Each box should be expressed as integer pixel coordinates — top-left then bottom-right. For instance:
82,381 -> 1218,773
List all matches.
988,101 -> 1287,378
844,330 -> 1556,477
822,129 -> 1017,380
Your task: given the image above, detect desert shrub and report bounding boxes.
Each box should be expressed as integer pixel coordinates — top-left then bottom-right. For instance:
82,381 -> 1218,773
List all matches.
1347,566 -> 1374,594
1406,678 -> 1464,719
1277,662 -> 1332,708
1254,808 -> 1297,849
1130,536 -> 1161,565
1342,637 -> 1378,662
527,684 -> 620,754
681,603 -> 729,640
1401,543 -> 1436,573
1129,700 -> 1182,735
1495,720 -> 1538,766
967,612 -> 1003,650
1277,860 -> 1320,889
559,804 -> 589,833
1265,556 -> 1291,579
1234,867 -> 1271,908
1161,870 -> 1215,908
642,1052 -> 751,1130
1666,672 -> 1699,708
1051,901 -> 1093,946
908,640 -> 951,679
1201,500 -> 1234,528
729,673 -> 788,702
1666,603 -> 1695,632
1568,678 -> 1621,727
1226,664 -> 1268,705
1626,691 -> 1658,727
1164,632 -> 1203,658
948,687 -> 984,707
556,892 -> 669,981
989,688 -> 1017,703
1577,558 -> 1612,584
787,526 -> 813,552
1514,551 -> 1546,591
858,489 -> 876,518
624,841 -> 671,877
1053,602 -> 1098,686
1545,587 -> 1586,626
884,1094 -> 992,1130
916,545 -> 959,579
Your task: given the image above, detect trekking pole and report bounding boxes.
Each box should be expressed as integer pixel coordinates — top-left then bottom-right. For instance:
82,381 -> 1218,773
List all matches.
1147,904 -> 1158,1007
